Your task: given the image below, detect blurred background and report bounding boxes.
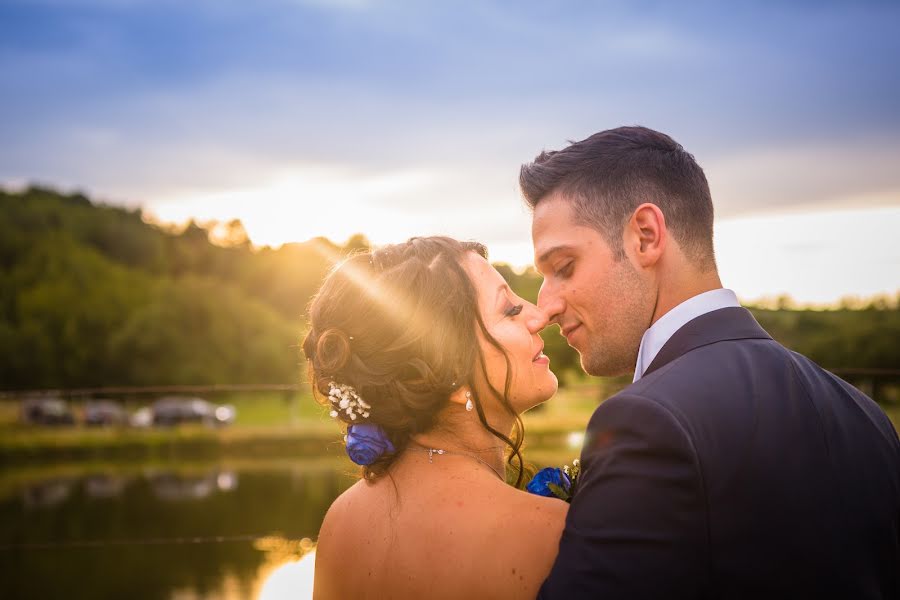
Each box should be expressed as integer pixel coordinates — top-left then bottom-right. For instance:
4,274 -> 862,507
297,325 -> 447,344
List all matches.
1,1 -> 898,598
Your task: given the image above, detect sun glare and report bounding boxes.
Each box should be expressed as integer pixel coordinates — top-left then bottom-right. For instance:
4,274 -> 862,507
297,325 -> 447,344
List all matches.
145,166 -> 437,248
257,550 -> 317,600
307,237 -> 449,345
144,167 -> 899,306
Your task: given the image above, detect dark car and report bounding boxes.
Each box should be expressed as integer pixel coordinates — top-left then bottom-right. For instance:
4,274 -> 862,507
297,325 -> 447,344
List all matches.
150,396 -> 236,427
21,397 -> 75,425
84,400 -> 127,426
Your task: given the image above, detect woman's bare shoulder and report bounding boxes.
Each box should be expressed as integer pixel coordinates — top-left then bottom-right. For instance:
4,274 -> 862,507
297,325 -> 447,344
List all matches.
512,486 -> 569,525
314,479 -> 389,598
315,480 -> 381,560
318,478 -> 386,540
316,476 -> 568,599
494,486 -> 568,550
453,485 -> 568,598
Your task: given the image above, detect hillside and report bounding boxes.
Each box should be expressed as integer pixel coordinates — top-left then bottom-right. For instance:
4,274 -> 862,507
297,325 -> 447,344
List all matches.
1,186 -> 897,393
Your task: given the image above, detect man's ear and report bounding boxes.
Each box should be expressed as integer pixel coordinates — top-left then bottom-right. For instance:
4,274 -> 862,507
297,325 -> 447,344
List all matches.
625,203 -> 666,268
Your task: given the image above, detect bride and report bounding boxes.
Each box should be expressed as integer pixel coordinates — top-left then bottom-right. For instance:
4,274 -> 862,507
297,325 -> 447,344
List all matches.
303,236 -> 567,599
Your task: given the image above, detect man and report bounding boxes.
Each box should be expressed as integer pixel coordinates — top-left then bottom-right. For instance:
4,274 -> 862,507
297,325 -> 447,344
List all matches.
522,126 -> 900,599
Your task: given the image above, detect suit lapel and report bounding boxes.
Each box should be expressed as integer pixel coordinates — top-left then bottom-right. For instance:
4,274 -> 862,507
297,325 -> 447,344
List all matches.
643,307 -> 772,377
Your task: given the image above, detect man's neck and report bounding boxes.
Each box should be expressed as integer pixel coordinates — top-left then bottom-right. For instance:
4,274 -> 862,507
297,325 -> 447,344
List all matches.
651,270 -> 723,326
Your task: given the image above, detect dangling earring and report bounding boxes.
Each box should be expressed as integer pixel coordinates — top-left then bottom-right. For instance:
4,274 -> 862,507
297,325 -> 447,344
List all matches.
465,391 -> 474,412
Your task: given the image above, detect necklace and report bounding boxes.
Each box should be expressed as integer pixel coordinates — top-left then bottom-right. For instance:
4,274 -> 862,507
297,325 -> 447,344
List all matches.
409,441 -> 506,482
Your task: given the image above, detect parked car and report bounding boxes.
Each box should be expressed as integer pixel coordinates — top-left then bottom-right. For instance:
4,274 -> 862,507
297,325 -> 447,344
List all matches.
130,406 -> 154,428
21,397 -> 75,426
150,396 -> 236,427
84,400 -> 128,426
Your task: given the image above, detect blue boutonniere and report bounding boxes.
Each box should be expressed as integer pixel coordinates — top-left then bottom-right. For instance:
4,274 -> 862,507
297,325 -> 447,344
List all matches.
526,459 -> 581,502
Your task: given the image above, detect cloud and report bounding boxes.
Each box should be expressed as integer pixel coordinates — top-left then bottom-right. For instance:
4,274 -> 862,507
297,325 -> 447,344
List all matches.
2,0 -> 900,281
705,137 -> 900,216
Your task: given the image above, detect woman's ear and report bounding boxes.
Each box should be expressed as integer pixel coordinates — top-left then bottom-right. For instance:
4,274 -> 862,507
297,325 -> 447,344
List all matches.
448,385 -> 469,408
449,384 -> 476,413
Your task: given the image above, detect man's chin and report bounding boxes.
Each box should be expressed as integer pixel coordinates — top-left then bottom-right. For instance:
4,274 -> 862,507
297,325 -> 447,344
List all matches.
579,351 -> 631,378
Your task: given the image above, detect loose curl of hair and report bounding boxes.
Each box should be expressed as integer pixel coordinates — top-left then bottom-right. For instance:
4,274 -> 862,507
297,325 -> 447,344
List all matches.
301,236 -> 528,487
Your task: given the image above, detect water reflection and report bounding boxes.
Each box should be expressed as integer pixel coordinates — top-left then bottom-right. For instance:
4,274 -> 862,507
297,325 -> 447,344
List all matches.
1,454 -> 570,599
147,469 -> 238,502
84,474 -> 131,499
0,461 -> 354,600
217,472 -> 238,493
17,468 -> 242,508
21,478 -> 74,509
258,550 -> 316,600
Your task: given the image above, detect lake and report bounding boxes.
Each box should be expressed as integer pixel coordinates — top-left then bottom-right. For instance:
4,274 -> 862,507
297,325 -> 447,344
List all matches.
0,460 -> 357,600
0,450 -> 575,600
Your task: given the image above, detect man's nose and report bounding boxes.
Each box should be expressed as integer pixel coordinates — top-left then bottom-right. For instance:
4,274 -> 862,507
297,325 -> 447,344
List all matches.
524,302 -> 550,333
537,280 -> 565,324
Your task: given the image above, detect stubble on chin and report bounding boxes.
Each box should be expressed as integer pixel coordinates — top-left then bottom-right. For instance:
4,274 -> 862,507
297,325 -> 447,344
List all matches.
579,338 -> 637,378
580,272 -> 651,377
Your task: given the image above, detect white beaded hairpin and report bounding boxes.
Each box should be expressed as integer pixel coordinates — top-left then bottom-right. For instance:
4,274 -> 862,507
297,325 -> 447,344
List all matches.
327,381 -> 371,421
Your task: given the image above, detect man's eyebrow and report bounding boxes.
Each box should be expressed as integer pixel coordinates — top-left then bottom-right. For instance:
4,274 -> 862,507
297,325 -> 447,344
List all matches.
536,245 -> 573,265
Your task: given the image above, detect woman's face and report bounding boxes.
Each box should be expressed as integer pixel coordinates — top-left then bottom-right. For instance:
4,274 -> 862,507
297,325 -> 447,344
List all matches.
462,253 -> 558,415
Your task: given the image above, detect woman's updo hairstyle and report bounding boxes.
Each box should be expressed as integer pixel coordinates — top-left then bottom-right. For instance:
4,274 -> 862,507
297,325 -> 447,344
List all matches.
303,236 -> 517,482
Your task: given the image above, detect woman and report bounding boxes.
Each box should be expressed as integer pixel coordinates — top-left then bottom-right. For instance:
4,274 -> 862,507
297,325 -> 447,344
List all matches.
303,236 -> 566,599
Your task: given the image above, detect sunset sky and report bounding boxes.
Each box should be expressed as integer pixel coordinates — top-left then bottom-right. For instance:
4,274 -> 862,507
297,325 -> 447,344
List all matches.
2,0 -> 898,304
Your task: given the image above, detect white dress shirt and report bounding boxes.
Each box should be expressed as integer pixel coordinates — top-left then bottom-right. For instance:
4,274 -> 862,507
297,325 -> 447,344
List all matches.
633,288 -> 741,382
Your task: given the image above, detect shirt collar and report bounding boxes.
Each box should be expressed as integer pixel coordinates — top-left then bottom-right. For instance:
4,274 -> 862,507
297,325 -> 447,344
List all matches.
633,288 -> 740,382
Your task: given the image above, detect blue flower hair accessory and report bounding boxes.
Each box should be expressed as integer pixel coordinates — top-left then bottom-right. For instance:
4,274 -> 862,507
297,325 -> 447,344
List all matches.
345,423 -> 396,466
325,381 -> 393,465
526,459 -> 580,502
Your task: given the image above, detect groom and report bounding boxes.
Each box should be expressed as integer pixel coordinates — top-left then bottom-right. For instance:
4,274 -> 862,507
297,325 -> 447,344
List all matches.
521,126 -> 900,598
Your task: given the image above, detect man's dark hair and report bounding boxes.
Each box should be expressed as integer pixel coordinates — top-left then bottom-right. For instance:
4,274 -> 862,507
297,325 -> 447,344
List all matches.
520,125 -> 716,271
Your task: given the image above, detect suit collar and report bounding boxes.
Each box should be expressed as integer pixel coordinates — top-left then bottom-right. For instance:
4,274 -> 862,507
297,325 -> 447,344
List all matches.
634,289 -> 740,382
642,307 -> 772,377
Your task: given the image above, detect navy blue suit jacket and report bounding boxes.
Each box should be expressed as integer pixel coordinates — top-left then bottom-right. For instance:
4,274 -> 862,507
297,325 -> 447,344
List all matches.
539,307 -> 900,599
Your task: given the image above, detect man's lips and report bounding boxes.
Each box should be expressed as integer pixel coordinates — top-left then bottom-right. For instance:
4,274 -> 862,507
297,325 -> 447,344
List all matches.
561,323 -> 582,340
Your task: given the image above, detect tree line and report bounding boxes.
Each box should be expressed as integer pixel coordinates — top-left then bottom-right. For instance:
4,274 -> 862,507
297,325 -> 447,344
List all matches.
1,186 -> 897,394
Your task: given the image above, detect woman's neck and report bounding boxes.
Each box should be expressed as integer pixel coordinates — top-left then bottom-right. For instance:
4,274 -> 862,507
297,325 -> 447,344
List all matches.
408,412 -> 514,480
406,440 -> 506,481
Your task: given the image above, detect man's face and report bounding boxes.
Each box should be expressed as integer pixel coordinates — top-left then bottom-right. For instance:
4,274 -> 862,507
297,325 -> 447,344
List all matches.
532,193 -> 654,377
